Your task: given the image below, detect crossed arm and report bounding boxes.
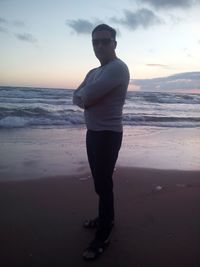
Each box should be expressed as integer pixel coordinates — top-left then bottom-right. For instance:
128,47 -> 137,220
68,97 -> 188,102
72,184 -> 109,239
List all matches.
73,63 -> 123,109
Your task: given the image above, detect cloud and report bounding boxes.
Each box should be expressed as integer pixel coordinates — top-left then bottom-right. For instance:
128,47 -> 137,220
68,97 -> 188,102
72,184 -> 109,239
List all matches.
66,19 -> 94,34
66,9 -> 163,34
13,20 -> 26,27
0,17 -> 26,28
0,17 -> 37,44
138,0 -> 200,9
0,17 -> 7,24
130,72 -> 200,91
66,18 -> 122,37
146,63 -> 170,68
111,8 -> 163,30
0,26 -> 8,33
0,17 -> 9,33
15,33 -> 37,44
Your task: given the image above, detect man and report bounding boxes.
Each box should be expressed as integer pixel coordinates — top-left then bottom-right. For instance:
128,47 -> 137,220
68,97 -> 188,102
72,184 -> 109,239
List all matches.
73,24 -> 130,260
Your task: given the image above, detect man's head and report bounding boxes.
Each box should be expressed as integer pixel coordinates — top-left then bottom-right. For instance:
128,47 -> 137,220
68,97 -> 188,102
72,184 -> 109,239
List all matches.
92,24 -> 117,65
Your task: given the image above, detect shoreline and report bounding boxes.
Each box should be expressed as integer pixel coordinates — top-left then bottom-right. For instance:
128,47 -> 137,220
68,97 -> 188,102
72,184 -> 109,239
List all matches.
0,126 -> 200,182
1,167 -> 200,267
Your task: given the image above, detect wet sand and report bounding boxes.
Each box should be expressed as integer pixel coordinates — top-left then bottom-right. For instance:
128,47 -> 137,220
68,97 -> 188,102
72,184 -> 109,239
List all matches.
0,126 -> 200,181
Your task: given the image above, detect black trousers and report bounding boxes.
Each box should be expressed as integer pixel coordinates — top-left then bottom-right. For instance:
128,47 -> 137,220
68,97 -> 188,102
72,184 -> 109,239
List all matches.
86,130 -> 122,240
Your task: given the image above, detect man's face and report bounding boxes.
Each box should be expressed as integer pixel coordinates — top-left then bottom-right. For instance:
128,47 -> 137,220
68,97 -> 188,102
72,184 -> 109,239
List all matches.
92,30 -> 116,63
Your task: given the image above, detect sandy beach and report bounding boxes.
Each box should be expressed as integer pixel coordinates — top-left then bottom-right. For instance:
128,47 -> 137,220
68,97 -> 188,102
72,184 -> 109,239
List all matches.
0,126 -> 200,181
0,126 -> 200,266
1,167 -> 200,267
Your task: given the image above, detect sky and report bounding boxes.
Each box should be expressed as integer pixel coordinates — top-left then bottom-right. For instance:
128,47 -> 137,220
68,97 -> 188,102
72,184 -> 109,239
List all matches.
0,0 -> 200,91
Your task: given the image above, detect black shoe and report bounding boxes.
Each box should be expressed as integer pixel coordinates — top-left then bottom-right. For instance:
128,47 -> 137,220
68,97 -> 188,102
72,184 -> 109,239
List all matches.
82,237 -> 110,261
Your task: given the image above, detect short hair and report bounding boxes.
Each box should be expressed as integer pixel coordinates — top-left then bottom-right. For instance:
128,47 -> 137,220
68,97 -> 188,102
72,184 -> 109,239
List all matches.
92,24 -> 116,40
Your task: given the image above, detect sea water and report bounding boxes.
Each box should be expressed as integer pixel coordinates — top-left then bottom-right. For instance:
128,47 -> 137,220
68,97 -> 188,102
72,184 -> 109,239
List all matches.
0,86 -> 200,129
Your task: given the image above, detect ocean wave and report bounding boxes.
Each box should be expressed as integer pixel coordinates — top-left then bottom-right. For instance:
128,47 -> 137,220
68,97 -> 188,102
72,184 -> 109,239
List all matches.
1,113 -> 199,129
0,112 -> 85,128
0,86 -> 200,129
0,97 -> 67,105
126,92 -> 200,104
123,114 -> 200,127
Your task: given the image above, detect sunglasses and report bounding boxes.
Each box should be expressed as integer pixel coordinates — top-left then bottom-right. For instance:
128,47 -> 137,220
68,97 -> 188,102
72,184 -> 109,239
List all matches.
92,38 -> 114,46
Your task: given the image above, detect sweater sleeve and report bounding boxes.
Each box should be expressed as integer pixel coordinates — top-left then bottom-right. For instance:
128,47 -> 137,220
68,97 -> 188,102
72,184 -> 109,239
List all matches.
73,81 -> 85,109
72,69 -> 95,109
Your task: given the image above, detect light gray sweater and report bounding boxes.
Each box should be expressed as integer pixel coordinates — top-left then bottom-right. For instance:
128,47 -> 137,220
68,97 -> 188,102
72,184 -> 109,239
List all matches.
73,58 -> 130,132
